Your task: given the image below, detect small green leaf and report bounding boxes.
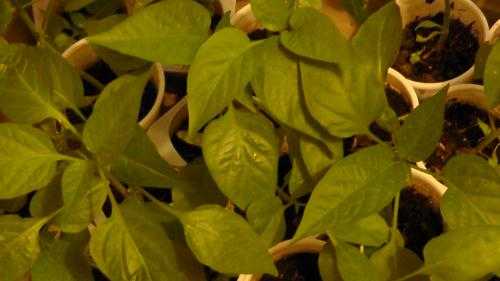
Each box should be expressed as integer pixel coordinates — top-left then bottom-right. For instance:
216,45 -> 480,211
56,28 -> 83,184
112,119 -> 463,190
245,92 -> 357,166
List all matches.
423,226 -> 500,281
484,42 -> 500,108
281,8 -> 350,64
88,0 -> 211,66
251,0 -> 292,31
0,124 -> 66,199
394,86 -> 447,162
0,215 -> 51,281
416,31 -> 441,43
202,108 -> 279,209
335,241 -> 381,281
295,145 -> 409,239
111,125 -> 180,188
333,214 -> 390,247
247,196 -> 286,247
0,0 -> 14,34
187,28 -> 255,135
441,155 -> 500,229
415,20 -> 442,31
318,243 -> 343,281
181,205 -> 277,275
83,71 -> 149,163
251,37 -> 324,140
31,231 -> 94,281
54,161 -> 108,233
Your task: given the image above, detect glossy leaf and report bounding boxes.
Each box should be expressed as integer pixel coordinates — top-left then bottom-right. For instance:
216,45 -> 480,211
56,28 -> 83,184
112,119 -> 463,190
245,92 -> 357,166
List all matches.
441,155 -> 500,229
187,28 -> 255,135
202,108 -> 279,209
422,226 -> 500,281
394,87 -> 447,162
251,37 -> 323,140
484,41 -> 500,108
335,241 -> 381,281
0,124 -> 66,199
181,205 -> 277,275
111,125 -> 180,188
251,0 -> 292,31
334,214 -> 390,247
295,145 -> 410,239
0,215 -> 51,281
83,72 -> 149,163
31,232 -> 94,281
281,8 -> 350,64
54,161 -> 108,233
88,0 -> 211,66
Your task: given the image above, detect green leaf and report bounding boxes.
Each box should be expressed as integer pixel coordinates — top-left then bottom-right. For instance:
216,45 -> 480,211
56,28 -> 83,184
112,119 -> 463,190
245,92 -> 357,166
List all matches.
474,43 -> 493,80
341,0 -> 368,23
318,243 -> 343,281
202,108 -> 279,209
295,145 -> 410,239
484,42 -> 500,108
90,197 -> 201,281
251,37 -> 323,140
300,59 -> 385,137
181,205 -> 277,275
83,14 -> 127,35
247,196 -> 286,247
297,0 -> 321,8
187,28 -> 255,135
83,71 -> 149,163
335,241 -> 381,281
422,226 -> 500,281
0,0 -> 13,34
394,86 -> 447,162
0,46 -> 83,125
299,136 -> 343,177
111,125 -> 180,188
215,11 -> 232,31
0,215 -> 51,281
280,8 -> 350,64
30,177 -> 63,218
333,214 -> 390,247
88,0 -> 211,66
441,155 -> 500,229
352,1 -> 402,81
0,196 -> 27,215
0,124 -> 66,199
251,0 -> 292,31
54,161 -> 107,233
31,231 -> 94,281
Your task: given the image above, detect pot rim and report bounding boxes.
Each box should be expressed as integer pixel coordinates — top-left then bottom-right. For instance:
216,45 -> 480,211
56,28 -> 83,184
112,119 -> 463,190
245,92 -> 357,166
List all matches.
62,38 -> 166,129
489,19 -> 500,42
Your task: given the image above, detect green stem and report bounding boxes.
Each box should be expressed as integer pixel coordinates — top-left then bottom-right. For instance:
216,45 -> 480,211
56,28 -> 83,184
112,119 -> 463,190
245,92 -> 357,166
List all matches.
391,192 -> 400,239
476,129 -> 500,154
367,131 -> 388,147
393,267 -> 427,281
107,173 -> 129,197
81,71 -> 105,91
16,3 -> 40,41
437,0 -> 451,47
276,187 -> 292,204
41,0 -> 54,34
139,188 -> 182,218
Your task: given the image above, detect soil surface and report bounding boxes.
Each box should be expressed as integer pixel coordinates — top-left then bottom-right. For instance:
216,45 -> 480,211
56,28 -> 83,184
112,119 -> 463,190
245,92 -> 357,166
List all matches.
398,184 -> 443,258
165,73 -> 187,97
393,13 -> 479,83
261,253 -> 321,281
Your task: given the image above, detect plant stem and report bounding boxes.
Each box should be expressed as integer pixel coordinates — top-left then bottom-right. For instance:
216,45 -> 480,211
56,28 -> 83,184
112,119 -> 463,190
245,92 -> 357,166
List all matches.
476,129 -> 500,154
80,71 -> 105,91
138,188 -> 182,218
391,192 -> 400,239
42,0 -> 54,34
393,267 -> 427,281
16,3 -> 40,41
367,131 -> 388,147
276,187 -> 292,204
437,0 -> 451,47
107,173 -> 129,197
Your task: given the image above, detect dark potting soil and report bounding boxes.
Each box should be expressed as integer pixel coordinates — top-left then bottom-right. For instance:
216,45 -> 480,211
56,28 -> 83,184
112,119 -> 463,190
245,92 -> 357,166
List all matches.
248,29 -> 275,41
172,120 -> 203,163
425,101 -> 499,171
398,185 -> 443,258
138,81 -> 158,121
165,73 -> 187,97
261,253 -> 321,281
393,13 -> 479,83
92,268 -> 110,281
83,60 -> 117,96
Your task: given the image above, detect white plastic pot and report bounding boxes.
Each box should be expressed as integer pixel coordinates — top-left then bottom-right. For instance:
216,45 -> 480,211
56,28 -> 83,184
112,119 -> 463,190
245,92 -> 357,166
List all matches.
446,84 -> 500,117
62,38 -> 166,129
489,19 -> 500,43
393,0 -> 489,99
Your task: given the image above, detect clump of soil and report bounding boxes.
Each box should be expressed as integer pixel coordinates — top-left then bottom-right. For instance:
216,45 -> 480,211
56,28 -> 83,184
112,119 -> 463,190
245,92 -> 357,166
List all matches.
393,13 -> 479,83
398,184 -> 444,258
261,253 -> 321,281
425,101 -> 499,172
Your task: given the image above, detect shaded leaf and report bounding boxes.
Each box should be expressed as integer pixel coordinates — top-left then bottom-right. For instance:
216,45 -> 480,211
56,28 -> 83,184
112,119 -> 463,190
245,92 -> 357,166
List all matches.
247,196 -> 286,247
251,0 -> 292,31
335,241 -> 381,281
334,214 -> 390,247
484,42 -> 500,108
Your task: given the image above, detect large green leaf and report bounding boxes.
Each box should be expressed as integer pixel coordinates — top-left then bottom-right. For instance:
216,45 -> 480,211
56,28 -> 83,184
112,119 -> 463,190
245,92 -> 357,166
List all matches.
484,42 -> 500,108
30,176 -> 63,218
0,0 -> 13,34
295,145 -> 410,239
54,161 -> 108,233
422,226 -> 500,281
88,0 -> 211,66
90,197 -> 202,281
351,1 -> 402,81
333,214 -> 390,247
0,124 -> 66,199
251,0 -> 292,31
202,108 -> 279,209
0,215 -> 51,281
0,46 -> 83,125
251,37 -> 323,140
441,155 -> 500,229
335,241 -> 381,281
187,28 -> 255,135
31,232 -> 94,281
111,125 -> 180,188
280,8 -> 350,64
318,243 -> 343,281
180,205 -> 277,275
394,87 -> 447,162
83,71 -> 149,163
299,135 -> 343,177
247,196 -> 286,247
